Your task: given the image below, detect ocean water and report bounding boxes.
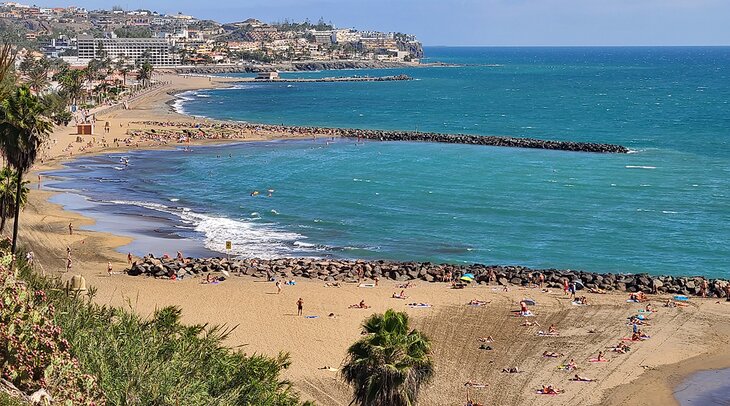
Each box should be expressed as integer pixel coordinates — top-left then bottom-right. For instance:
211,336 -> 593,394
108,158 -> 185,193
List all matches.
47,47 -> 730,278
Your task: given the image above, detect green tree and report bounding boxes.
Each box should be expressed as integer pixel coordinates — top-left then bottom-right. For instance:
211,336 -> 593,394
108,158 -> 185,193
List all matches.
342,309 -> 434,406
0,43 -> 16,98
137,61 -> 153,87
26,58 -> 50,93
57,68 -> 85,106
0,86 -> 53,254
0,166 -> 29,233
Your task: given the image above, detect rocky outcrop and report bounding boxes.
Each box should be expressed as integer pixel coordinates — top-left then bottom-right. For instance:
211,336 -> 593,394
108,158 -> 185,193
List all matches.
126,256 -> 728,298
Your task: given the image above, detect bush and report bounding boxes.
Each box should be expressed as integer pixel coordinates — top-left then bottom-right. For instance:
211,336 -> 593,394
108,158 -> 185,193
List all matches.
0,264 -> 104,405
13,257 -> 309,406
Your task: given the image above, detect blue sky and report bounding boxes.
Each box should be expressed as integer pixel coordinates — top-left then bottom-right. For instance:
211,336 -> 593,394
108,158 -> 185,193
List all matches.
44,0 -> 730,45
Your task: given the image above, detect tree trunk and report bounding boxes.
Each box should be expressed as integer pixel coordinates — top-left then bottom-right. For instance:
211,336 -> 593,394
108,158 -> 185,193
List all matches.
10,168 -> 22,255
0,194 -> 6,233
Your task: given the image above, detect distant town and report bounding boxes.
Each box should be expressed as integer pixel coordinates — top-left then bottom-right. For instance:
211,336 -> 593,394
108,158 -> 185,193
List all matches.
0,1 -> 424,68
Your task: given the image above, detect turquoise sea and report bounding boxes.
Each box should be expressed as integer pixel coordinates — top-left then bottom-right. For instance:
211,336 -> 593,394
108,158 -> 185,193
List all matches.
48,47 -> 730,278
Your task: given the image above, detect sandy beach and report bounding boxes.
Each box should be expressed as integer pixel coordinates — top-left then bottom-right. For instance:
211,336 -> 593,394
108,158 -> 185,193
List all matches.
22,73 -> 730,406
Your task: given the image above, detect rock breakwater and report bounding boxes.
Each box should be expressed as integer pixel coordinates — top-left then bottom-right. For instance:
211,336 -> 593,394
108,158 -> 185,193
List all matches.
127,256 -> 728,298
345,131 -> 629,153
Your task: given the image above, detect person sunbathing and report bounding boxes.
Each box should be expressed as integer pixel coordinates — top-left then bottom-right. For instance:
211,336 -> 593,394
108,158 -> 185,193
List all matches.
521,321 -> 541,327
502,367 -> 520,373
588,287 -> 606,294
478,344 -> 493,350
392,290 -> 408,299
469,299 -> 489,306
477,336 -> 494,343
324,282 -> 341,287
543,351 -> 563,358
349,300 -> 370,309
539,385 -> 561,395
548,324 -> 558,334
567,359 -> 577,370
571,374 -> 596,382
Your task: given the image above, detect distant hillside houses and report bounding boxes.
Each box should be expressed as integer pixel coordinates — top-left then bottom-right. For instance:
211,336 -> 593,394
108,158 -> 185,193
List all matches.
0,1 -> 423,66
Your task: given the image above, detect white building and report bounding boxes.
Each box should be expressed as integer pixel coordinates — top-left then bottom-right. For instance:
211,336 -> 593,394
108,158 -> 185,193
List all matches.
77,34 -> 180,66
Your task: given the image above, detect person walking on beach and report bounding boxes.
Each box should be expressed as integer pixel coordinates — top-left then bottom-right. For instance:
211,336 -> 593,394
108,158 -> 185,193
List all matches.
296,298 -> 304,316
68,222 -> 73,235
276,280 -> 282,294
107,261 -> 113,276
66,257 -> 72,272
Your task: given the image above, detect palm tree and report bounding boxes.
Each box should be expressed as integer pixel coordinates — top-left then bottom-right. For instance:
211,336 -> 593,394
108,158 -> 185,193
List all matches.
0,86 -> 53,254
0,167 -> 29,233
26,59 -> 50,93
137,61 -> 154,87
342,309 -> 434,406
0,42 -> 16,98
58,68 -> 85,106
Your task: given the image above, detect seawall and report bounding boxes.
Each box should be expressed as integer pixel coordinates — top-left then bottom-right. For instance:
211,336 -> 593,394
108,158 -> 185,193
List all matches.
128,256 -> 729,298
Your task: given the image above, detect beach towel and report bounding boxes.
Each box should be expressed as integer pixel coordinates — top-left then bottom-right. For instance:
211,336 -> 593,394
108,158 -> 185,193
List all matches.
626,299 -> 639,303
305,315 -> 319,319
408,303 -> 432,308
571,301 -> 585,306
674,295 -> 689,301
358,283 -> 375,288
536,390 -> 560,396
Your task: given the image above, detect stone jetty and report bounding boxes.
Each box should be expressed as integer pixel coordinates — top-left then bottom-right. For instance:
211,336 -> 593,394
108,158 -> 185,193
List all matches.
246,74 -> 412,83
127,256 -> 728,298
343,131 -> 629,153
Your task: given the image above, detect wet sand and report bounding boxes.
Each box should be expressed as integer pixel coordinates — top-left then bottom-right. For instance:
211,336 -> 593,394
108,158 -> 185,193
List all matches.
21,73 -> 730,405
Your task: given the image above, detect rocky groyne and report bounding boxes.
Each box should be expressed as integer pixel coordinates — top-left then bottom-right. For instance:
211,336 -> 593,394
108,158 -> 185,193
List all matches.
343,130 -> 629,153
172,60 -> 427,75
127,256 -> 728,298
249,74 -> 412,83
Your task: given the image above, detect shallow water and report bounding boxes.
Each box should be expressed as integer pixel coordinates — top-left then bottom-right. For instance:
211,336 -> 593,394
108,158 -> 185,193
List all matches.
675,368 -> 730,405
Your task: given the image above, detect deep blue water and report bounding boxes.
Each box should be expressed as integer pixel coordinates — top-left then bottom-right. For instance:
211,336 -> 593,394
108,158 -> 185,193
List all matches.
47,47 -> 730,278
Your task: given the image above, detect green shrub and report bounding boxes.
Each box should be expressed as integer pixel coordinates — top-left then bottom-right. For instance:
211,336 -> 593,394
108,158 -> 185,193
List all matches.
0,265 -> 104,405
14,257 -> 309,406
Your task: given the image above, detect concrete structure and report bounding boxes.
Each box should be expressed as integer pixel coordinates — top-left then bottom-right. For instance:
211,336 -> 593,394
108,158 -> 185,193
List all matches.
256,71 -> 279,80
76,34 -> 180,66
311,30 -> 334,46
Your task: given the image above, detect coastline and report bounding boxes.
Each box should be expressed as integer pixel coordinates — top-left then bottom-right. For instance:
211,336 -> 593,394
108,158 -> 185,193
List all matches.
24,72 -> 730,405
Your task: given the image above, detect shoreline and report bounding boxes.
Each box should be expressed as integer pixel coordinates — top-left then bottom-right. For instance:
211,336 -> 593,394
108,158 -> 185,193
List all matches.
24,72 -> 730,406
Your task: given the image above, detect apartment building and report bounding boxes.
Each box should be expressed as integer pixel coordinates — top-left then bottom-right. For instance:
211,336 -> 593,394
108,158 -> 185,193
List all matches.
77,34 -> 180,66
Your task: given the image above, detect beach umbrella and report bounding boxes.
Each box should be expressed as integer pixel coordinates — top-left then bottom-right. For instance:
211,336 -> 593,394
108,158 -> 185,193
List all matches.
460,275 -> 474,282
221,270 -> 230,278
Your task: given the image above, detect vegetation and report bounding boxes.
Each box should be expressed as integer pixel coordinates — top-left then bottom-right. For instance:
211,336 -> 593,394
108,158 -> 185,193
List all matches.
342,309 -> 434,406
0,255 -> 104,404
113,26 -> 152,39
0,86 -> 53,255
273,18 -> 334,32
0,254 -> 311,405
0,167 -> 28,234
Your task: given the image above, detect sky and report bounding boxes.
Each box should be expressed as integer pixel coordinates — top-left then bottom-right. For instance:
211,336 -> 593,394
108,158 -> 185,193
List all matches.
40,0 -> 730,46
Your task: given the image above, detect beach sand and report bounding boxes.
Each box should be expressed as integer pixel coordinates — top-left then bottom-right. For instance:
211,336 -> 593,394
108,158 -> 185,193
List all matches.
21,73 -> 730,406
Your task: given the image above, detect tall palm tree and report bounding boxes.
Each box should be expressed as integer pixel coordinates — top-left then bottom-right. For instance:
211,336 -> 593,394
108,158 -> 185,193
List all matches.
342,309 -> 434,406
0,43 -> 16,98
0,86 -> 53,254
26,59 -> 50,93
58,68 -> 85,106
0,167 -> 29,233
137,61 -> 153,87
